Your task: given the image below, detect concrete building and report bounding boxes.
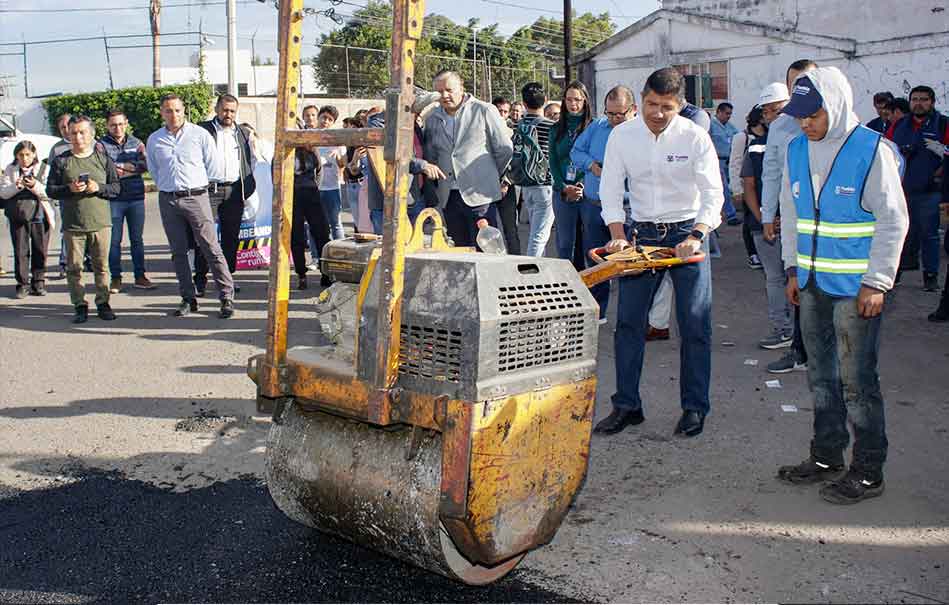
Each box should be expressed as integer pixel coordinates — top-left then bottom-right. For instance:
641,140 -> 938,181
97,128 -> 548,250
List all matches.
574,0 -> 949,121
161,49 -> 324,97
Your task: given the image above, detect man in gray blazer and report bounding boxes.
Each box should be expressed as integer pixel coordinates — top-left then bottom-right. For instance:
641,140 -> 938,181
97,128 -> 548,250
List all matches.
423,70 -> 514,247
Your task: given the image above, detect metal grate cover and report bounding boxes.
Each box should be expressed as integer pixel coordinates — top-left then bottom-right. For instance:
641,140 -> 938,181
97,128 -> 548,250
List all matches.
497,313 -> 586,373
497,282 -> 583,316
398,324 -> 463,383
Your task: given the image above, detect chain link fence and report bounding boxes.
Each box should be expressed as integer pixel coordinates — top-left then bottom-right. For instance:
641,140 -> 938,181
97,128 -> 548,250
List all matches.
313,43 -> 558,102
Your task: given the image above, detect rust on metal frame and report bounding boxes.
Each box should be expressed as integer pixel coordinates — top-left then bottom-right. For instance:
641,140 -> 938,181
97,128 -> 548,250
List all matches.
366,0 -> 426,425
261,0 -> 304,399
282,127 -> 384,148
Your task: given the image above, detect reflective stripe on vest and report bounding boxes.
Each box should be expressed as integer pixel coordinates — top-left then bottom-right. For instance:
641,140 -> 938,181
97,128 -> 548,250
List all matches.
788,125 -> 880,298
796,219 -> 876,238
796,255 -> 869,274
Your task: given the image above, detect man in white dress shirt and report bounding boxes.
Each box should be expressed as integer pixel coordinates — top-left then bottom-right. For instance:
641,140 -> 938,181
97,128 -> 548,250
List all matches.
594,67 -> 724,438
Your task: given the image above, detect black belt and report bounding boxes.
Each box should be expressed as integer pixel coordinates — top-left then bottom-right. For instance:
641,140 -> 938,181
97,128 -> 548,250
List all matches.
218,180 -> 240,188
631,218 -> 694,230
162,187 -> 207,198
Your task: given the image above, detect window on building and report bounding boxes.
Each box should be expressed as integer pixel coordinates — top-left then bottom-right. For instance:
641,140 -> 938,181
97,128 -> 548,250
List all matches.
673,61 -> 729,107
213,83 -> 249,97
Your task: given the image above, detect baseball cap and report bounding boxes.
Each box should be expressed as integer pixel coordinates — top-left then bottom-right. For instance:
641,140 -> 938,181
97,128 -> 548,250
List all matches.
781,76 -> 823,118
758,82 -> 790,105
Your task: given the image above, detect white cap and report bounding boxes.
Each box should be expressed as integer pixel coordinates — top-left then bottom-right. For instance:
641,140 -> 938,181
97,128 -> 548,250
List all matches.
759,82 -> 790,105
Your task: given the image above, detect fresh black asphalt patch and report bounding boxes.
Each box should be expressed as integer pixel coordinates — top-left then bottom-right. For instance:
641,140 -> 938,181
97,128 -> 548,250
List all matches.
0,471 -> 590,604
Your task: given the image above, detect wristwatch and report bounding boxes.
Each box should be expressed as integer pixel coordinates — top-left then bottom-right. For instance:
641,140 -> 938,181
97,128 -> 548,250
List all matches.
689,229 -> 705,241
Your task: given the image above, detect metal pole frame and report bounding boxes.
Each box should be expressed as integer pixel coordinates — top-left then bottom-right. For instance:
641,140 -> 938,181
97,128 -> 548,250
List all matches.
366,0 -> 425,424
260,0 -> 303,399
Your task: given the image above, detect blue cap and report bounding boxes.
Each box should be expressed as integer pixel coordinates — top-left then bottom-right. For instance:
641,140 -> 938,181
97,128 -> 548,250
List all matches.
781,76 -> 823,118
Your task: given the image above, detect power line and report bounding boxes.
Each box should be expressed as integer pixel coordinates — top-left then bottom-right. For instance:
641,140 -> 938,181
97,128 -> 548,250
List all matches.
0,1 -> 255,14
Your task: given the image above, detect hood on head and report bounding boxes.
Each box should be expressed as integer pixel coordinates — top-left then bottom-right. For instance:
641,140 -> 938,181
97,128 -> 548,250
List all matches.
785,66 -> 859,141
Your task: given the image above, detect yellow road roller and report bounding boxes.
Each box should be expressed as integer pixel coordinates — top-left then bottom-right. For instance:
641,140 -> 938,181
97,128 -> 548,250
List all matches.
247,0 -> 601,585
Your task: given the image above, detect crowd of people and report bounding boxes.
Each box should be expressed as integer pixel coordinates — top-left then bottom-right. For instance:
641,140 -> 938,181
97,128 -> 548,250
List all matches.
2,63 -> 947,505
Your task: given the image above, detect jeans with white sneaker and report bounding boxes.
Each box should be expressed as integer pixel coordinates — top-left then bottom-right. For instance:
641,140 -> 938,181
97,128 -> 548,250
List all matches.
522,185 -> 554,257
752,232 -> 792,338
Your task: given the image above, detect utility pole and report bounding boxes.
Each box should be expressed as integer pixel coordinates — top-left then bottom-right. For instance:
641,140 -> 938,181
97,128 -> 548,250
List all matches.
471,28 -> 477,99
563,0 -> 573,83
21,40 -> 28,97
344,45 -> 352,97
226,0 -> 238,95
250,28 -> 258,96
103,30 -> 115,90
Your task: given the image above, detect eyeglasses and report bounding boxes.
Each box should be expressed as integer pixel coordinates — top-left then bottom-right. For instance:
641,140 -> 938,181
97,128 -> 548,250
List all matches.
605,108 -> 631,118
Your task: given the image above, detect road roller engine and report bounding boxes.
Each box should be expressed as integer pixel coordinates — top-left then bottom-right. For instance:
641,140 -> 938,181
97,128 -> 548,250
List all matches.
247,0 -> 704,585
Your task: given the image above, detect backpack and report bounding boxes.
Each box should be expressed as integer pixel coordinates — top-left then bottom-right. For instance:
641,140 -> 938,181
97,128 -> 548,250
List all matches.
509,119 -> 549,186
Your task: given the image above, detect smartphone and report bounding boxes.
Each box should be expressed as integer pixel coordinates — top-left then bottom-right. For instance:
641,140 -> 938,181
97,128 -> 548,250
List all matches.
77,173 -> 90,183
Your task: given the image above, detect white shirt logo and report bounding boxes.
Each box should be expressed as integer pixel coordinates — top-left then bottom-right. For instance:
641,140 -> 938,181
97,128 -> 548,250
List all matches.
792,181 -> 801,199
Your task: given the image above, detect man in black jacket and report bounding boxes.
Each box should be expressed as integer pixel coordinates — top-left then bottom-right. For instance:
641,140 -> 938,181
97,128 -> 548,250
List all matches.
194,94 -> 257,295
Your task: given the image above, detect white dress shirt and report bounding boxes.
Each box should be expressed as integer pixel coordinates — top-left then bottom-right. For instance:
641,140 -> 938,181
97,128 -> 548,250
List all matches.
599,115 -> 724,230
213,121 -> 241,183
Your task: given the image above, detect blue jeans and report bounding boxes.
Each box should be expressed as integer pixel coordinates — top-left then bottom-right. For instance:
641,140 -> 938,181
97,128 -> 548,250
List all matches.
109,199 -> 147,278
579,197 -> 611,318
321,188 -> 345,240
522,185 -> 554,256
904,192 -> 941,274
799,285 -> 887,480
345,182 -> 362,229
719,159 -> 737,220
612,220 -> 712,414
553,188 -> 583,269
370,208 -> 384,235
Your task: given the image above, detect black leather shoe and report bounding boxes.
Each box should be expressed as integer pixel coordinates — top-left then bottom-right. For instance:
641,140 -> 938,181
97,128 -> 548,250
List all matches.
96,303 -> 117,321
674,410 -> 706,437
593,408 -> 645,435
175,298 -> 198,317
73,304 -> 88,324
194,282 -> 207,298
219,299 -> 234,319
298,275 -> 308,290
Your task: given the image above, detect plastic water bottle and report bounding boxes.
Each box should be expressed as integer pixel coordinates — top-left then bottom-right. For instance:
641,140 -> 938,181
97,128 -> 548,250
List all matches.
476,224 -> 507,254
565,163 -> 577,184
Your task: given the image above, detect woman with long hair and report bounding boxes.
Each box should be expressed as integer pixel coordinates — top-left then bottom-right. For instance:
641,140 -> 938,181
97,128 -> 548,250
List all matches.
548,81 -> 593,270
0,140 -> 55,298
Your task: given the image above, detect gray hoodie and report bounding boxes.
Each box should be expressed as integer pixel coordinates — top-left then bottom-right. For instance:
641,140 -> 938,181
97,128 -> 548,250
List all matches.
779,66 -> 908,293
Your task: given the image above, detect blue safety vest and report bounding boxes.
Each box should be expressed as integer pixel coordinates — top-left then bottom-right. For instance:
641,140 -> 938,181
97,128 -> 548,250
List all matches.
788,125 -> 880,298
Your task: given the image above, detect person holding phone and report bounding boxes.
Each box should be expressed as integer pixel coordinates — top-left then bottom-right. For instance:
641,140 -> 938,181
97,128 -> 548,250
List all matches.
0,140 -> 55,298
45,115 -> 121,323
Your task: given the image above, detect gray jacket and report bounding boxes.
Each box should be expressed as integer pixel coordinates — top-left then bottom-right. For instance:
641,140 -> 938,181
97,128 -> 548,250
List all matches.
423,94 -> 513,208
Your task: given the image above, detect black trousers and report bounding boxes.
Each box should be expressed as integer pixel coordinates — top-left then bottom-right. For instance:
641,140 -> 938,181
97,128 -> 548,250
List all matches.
9,218 -> 50,286
195,183 -> 244,284
443,190 -> 498,248
742,219 -> 758,258
496,185 -> 521,255
291,186 -> 331,277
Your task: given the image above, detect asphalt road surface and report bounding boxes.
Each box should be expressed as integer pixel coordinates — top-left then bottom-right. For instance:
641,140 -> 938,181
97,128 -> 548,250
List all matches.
1,197 -> 947,603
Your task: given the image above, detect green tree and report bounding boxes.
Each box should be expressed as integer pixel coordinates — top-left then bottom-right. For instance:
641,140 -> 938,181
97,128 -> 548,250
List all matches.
311,5 -> 615,100
41,83 -> 214,139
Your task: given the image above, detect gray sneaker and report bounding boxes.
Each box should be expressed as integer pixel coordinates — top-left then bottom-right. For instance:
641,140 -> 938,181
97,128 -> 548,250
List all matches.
767,351 -> 806,374
759,331 -> 793,350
